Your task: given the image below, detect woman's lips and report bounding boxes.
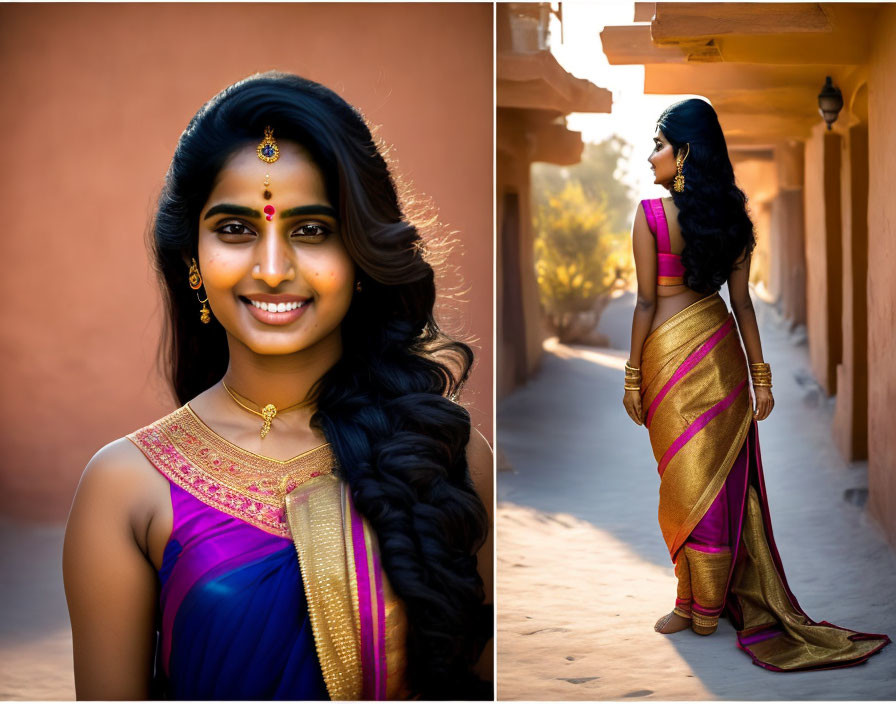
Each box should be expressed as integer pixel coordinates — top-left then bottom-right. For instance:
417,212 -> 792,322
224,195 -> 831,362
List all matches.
242,297 -> 311,326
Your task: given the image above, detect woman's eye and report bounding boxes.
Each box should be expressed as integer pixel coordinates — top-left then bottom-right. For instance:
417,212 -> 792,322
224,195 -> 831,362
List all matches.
217,222 -> 254,237
292,223 -> 330,239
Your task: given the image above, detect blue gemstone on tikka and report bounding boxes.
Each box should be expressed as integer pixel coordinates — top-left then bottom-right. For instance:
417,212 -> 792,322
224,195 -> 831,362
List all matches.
262,145 -> 276,157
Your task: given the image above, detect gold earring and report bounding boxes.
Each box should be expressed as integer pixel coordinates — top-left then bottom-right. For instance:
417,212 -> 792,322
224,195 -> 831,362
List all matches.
673,159 -> 685,192
355,280 -> 363,293
188,257 -> 203,290
197,292 -> 211,324
673,144 -> 689,193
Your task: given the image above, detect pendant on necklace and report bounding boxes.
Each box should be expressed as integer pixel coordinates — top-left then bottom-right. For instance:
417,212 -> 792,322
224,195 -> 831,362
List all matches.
260,404 -> 277,439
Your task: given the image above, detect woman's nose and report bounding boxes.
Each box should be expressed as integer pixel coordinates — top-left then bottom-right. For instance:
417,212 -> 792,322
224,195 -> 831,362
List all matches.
252,233 -> 295,287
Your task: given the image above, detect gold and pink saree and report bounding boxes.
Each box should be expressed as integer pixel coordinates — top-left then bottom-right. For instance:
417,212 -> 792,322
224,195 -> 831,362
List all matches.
286,473 -> 410,699
130,406 -> 409,699
641,293 -> 889,670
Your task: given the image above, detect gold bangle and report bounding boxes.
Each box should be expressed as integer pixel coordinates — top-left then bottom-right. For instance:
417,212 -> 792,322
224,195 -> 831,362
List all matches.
624,384 -> 641,391
625,361 -> 641,372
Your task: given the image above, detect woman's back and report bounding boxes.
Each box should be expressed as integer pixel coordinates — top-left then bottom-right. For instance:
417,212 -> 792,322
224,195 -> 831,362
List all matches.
641,196 -> 706,332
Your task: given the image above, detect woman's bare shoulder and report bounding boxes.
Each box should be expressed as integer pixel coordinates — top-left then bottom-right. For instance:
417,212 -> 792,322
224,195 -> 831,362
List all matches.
82,405 -> 184,493
82,436 -> 163,488
76,435 -> 170,534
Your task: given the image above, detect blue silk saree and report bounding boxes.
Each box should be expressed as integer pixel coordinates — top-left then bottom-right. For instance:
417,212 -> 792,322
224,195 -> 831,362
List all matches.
129,404 -> 409,699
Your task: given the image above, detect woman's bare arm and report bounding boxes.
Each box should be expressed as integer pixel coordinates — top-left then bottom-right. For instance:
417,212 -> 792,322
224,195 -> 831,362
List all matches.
466,427 -> 493,680
623,203 -> 657,425
628,203 -> 658,368
63,439 -> 159,699
727,252 -> 774,420
727,252 -> 764,365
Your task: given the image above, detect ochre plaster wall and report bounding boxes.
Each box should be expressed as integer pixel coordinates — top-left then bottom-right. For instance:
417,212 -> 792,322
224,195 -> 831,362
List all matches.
496,129 -> 545,401
731,158 -> 777,290
0,3 -> 493,521
833,122 -> 869,461
803,125 -> 842,395
867,4 -> 896,547
770,141 -> 807,326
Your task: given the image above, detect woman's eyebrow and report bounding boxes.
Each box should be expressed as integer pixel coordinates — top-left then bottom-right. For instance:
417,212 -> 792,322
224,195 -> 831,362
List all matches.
280,204 -> 337,219
203,204 -> 261,220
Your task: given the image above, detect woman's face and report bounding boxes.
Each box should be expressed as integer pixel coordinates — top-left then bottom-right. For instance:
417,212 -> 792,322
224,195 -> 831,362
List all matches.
196,141 -> 355,356
648,128 -> 678,188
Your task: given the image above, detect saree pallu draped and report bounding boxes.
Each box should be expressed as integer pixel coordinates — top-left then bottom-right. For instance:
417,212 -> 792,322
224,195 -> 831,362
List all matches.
129,405 -> 409,699
641,294 -> 889,670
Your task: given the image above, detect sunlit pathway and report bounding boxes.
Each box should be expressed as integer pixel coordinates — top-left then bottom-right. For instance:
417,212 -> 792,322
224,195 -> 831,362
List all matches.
0,519 -> 73,699
496,292 -> 895,700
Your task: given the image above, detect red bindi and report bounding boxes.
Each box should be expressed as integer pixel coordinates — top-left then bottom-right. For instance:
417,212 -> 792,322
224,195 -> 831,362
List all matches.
263,204 -> 275,221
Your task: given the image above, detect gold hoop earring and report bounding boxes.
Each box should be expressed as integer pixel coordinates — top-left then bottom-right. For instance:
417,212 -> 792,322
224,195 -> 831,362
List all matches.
197,292 -> 211,324
188,257 -> 203,290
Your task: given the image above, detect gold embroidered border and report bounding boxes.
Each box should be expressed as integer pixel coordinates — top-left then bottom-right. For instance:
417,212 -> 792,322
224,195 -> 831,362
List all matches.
127,405 -> 333,538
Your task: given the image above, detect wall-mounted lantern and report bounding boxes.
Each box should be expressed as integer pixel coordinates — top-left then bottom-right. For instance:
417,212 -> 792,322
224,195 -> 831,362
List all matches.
817,76 -> 843,131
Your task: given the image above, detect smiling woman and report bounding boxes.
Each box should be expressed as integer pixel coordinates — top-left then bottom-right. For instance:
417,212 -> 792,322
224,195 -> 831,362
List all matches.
61,73 -> 493,700
198,141 -> 353,356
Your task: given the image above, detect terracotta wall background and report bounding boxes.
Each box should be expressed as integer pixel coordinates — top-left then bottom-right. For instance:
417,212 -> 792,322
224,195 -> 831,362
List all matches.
0,2 -> 494,521
803,126 -> 842,396
867,3 -> 896,546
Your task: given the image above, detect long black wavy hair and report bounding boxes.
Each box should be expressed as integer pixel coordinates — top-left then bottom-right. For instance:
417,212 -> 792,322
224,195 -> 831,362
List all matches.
152,72 -> 490,699
656,98 -> 756,293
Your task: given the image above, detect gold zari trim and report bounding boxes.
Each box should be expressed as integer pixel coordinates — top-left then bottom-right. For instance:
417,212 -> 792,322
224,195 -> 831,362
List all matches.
286,476 -> 362,700
127,404 -> 333,537
731,487 -> 886,669
684,546 -> 731,636
285,475 -> 410,700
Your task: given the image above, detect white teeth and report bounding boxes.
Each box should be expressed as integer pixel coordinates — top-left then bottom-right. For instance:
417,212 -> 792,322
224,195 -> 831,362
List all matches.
249,299 -> 306,312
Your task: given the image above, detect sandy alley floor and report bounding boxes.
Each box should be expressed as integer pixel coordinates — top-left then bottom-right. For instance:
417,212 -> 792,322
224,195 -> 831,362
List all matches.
0,518 -> 74,699
497,292 -> 895,700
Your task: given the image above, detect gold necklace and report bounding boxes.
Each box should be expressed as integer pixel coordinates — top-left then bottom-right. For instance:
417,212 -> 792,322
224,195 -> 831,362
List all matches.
221,380 -> 314,439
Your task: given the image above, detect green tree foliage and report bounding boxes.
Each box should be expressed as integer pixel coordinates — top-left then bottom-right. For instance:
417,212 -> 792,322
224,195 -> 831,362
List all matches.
532,136 -> 636,233
532,136 -> 635,343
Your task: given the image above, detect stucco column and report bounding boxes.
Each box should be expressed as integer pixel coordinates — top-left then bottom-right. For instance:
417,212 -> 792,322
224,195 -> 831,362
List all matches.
771,141 -> 807,326
497,122 -> 539,400
803,125 -> 842,394
867,4 -> 896,547
833,122 -> 869,461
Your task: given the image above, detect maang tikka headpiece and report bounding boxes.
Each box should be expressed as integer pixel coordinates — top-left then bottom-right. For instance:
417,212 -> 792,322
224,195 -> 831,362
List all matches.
257,125 -> 280,164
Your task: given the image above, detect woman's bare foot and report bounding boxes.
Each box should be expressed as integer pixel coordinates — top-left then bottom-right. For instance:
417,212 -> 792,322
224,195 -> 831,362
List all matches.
654,611 -> 691,634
